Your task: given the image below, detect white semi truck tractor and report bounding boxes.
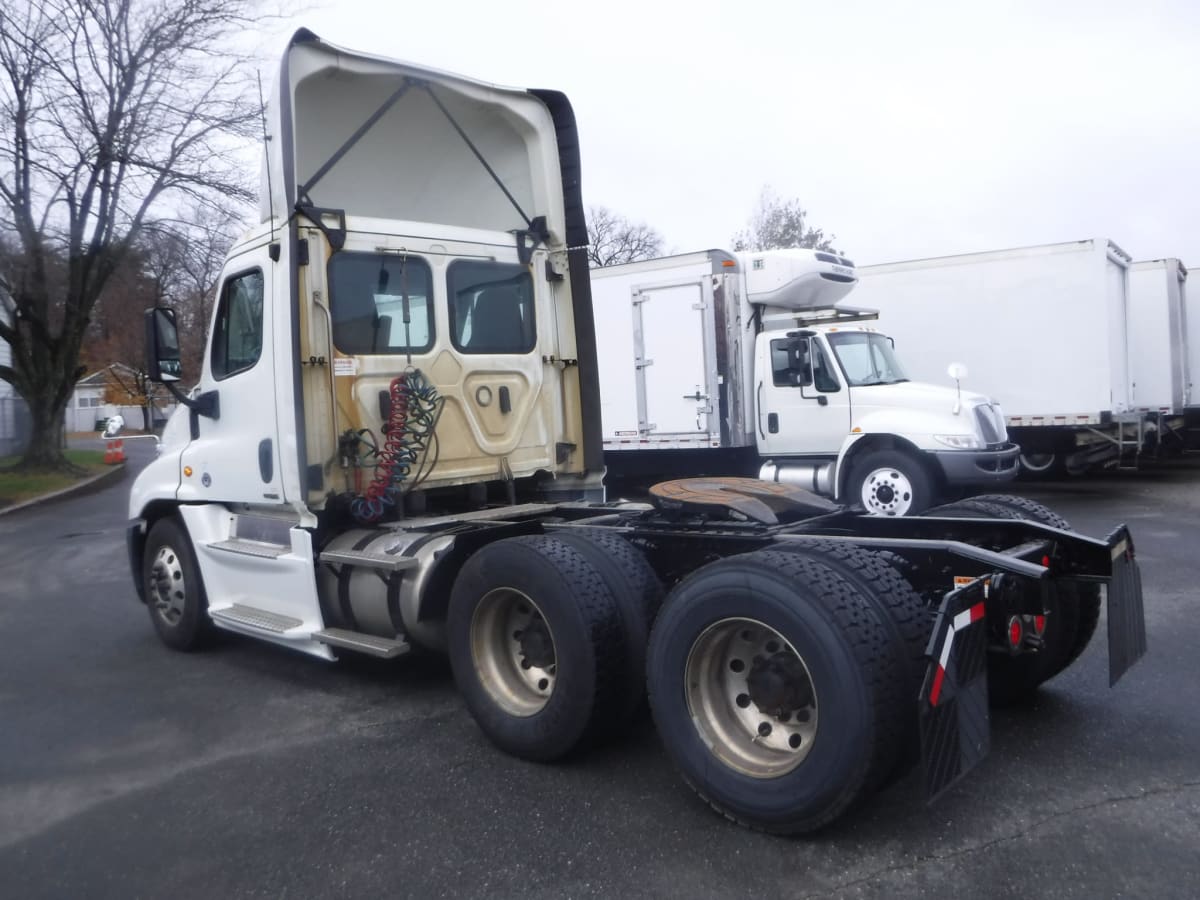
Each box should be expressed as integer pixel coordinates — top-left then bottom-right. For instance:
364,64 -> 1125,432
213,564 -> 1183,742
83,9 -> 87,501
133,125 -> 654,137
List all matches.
591,249 -> 1020,515
127,30 -> 1146,834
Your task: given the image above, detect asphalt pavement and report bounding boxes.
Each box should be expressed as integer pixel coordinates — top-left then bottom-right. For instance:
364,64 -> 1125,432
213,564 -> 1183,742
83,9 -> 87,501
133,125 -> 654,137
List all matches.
1,444 -> 1198,898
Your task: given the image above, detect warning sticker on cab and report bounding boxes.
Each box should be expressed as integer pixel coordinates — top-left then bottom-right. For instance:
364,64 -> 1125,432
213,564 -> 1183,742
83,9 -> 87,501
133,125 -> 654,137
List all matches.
334,357 -> 357,377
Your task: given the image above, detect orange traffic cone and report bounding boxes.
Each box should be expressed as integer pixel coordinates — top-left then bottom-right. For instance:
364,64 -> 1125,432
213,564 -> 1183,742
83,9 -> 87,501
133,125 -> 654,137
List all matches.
104,441 -> 115,464
113,439 -> 125,463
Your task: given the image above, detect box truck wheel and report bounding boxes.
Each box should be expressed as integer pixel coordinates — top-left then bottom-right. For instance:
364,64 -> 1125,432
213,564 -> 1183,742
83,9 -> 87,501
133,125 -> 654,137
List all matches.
143,517 -> 213,652
447,535 -> 629,762
848,450 -> 931,516
923,497 -> 1081,705
969,494 -> 1102,676
646,550 -> 906,834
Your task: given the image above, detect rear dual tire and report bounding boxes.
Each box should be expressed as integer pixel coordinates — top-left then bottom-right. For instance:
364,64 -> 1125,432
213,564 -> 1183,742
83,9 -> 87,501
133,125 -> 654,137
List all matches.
925,494 -> 1100,704
646,550 -> 908,834
447,532 -> 661,762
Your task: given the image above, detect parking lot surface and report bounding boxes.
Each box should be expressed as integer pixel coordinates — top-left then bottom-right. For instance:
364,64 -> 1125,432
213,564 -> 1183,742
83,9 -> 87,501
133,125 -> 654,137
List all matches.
1,444 -> 1198,898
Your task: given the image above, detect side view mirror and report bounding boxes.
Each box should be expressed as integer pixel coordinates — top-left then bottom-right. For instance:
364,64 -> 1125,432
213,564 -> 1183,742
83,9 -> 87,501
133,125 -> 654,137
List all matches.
102,415 -> 125,438
947,362 -> 968,381
145,307 -> 183,383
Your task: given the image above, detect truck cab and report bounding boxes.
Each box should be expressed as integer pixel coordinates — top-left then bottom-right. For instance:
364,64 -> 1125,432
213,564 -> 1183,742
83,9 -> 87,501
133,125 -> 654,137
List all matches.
754,314 -> 1017,514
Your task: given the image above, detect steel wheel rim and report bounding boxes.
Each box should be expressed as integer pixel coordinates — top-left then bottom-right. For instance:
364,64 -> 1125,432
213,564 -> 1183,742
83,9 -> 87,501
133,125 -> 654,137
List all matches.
685,617 -> 819,778
860,467 -> 914,516
470,588 -> 556,717
149,545 -> 187,626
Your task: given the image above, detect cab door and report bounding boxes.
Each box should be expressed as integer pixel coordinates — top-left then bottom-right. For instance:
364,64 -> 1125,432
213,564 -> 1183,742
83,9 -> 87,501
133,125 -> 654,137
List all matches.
755,332 -> 850,455
177,240 -> 283,504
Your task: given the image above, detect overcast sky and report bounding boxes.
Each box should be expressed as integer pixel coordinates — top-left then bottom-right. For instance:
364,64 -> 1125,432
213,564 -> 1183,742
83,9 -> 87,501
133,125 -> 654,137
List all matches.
276,0 -> 1199,266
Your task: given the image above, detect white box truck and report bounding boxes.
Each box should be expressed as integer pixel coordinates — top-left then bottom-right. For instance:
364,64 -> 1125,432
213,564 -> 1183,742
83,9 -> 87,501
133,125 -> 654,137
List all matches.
853,239 -> 1150,475
1128,258 -> 1189,449
592,249 -> 1019,515
123,30 -> 1145,836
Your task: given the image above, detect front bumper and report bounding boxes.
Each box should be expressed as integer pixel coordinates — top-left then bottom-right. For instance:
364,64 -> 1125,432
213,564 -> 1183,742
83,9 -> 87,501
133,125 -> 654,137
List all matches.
932,442 -> 1020,485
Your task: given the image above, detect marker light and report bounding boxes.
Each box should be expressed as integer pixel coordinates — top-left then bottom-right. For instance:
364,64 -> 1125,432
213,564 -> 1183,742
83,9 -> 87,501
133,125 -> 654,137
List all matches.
1007,616 -> 1024,649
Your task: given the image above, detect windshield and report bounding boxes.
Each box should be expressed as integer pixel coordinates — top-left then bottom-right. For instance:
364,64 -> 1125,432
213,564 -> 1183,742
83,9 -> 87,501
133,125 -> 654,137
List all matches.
826,332 -> 909,386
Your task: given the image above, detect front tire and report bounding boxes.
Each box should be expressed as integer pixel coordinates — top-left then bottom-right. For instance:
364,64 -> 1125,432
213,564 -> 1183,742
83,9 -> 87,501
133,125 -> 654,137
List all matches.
143,517 -> 212,652
848,450 -> 932,516
646,550 -> 907,834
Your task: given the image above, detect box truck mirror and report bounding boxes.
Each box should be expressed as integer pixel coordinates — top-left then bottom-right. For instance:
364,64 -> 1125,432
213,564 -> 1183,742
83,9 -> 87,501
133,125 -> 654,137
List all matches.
145,307 -> 183,383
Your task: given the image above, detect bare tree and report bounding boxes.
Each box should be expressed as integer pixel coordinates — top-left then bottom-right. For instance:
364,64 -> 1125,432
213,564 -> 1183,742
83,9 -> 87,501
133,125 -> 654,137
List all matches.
0,0 -> 261,470
732,186 -> 838,254
586,205 -> 665,268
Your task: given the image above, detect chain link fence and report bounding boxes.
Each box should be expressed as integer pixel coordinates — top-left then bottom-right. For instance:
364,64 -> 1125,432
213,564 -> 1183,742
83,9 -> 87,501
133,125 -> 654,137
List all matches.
0,395 -> 32,458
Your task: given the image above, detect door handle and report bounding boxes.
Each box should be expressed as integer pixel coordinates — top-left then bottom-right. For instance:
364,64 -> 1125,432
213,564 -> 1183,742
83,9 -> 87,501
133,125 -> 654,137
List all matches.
756,381 -> 765,439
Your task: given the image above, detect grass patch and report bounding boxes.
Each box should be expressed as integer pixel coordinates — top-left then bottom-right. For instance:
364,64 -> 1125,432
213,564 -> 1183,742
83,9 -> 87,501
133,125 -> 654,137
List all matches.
0,449 -> 111,509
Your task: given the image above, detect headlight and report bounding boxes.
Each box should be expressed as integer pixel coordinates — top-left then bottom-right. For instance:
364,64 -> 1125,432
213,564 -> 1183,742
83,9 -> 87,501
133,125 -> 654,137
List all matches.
934,433 -> 984,450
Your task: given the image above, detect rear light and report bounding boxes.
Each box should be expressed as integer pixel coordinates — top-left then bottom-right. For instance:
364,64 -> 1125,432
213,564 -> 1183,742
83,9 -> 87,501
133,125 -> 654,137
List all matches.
1007,616 -> 1024,649
1033,614 -> 1047,636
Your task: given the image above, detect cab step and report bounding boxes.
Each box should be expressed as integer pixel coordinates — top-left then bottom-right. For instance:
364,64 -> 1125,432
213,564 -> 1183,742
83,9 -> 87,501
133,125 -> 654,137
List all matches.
314,628 -> 410,658
210,603 -> 302,634
318,548 -> 418,572
210,538 -> 290,559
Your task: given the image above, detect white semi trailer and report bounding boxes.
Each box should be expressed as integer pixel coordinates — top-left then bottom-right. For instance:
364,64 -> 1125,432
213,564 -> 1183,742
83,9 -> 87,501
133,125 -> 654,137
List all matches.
592,249 -> 1019,516
125,30 -> 1146,835
853,239 -> 1151,475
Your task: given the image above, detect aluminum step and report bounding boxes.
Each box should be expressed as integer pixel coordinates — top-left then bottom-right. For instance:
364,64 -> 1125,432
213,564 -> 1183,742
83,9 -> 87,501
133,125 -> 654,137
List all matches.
319,549 -> 418,572
210,538 -> 290,559
210,604 -> 303,634
314,628 -> 410,659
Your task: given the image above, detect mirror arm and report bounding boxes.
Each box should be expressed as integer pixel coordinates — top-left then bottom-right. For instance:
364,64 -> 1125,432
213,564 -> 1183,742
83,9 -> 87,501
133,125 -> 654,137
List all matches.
162,381 -> 220,439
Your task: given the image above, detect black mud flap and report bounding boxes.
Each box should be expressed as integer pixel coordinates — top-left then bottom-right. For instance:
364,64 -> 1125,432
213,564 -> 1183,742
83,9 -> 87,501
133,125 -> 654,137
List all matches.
1106,526 -> 1147,687
918,578 -> 991,804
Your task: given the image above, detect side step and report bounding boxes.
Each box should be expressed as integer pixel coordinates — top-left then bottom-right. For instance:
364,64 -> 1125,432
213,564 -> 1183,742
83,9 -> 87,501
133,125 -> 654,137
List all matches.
210,604 -> 302,634
314,628 -> 410,659
210,538 -> 290,559
319,548 -> 419,572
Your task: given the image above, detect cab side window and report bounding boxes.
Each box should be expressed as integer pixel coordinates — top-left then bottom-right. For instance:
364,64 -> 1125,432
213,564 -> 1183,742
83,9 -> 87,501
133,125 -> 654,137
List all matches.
211,269 -> 264,380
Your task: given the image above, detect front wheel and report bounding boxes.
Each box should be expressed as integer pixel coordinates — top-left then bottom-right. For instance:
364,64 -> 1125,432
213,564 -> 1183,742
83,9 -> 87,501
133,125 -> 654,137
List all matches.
143,517 -> 212,651
847,450 -> 932,516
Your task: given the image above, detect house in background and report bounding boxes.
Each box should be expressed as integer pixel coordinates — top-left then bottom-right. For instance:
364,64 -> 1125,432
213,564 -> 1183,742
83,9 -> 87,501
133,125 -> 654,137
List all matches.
66,364 -> 176,433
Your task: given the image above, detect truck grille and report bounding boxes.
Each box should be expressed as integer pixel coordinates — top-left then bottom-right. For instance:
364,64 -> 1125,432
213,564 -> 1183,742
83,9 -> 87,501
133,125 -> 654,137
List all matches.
973,403 -> 1006,445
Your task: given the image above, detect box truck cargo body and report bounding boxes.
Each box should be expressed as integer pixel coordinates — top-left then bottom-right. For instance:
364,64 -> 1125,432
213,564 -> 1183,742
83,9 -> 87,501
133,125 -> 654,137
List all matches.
853,239 -> 1148,474
1128,259 -> 1188,447
592,249 -> 1019,514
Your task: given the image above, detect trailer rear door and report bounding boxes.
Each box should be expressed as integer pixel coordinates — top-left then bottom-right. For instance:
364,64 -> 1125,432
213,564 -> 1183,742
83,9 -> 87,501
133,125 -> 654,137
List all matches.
633,278 -> 719,442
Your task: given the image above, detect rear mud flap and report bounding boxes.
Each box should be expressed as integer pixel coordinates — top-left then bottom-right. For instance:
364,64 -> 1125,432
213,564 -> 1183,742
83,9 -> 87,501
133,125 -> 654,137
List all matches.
1106,527 -> 1147,686
918,578 -> 990,803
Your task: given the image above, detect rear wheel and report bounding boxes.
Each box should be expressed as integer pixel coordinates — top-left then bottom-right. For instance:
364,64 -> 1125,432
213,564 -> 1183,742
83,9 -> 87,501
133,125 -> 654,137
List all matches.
969,494 -> 1102,674
924,495 -> 1080,704
848,450 -> 932,516
553,528 -> 664,720
774,540 -> 933,782
646,549 -> 906,834
447,535 -> 629,761
143,517 -> 212,652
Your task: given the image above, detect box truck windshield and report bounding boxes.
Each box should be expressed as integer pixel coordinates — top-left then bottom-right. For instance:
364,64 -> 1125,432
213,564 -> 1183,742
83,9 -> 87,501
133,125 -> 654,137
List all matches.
827,332 -> 909,386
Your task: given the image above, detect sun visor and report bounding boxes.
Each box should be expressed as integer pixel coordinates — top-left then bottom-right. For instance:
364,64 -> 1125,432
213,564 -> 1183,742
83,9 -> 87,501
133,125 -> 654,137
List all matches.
259,30 -> 565,243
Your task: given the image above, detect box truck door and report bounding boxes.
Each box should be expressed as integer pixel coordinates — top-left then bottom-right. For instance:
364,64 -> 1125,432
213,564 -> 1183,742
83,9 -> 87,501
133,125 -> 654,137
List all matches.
755,333 -> 850,455
178,241 -> 284,504
633,279 -> 718,439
